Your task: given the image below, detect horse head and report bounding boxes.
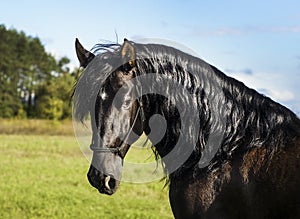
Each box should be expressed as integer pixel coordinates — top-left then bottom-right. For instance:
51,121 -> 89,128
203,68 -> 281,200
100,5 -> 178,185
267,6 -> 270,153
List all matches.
75,39 -> 143,195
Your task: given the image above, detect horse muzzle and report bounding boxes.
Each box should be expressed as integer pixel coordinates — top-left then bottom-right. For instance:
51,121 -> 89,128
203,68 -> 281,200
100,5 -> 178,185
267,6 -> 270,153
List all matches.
87,165 -> 120,195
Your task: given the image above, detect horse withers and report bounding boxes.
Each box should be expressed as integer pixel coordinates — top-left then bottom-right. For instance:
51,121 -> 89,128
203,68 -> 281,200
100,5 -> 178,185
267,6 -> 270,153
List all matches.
73,38 -> 300,218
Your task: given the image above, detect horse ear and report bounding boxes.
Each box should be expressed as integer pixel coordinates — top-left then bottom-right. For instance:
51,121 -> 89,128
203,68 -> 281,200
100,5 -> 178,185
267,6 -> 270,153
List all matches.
121,38 -> 135,68
75,38 -> 95,68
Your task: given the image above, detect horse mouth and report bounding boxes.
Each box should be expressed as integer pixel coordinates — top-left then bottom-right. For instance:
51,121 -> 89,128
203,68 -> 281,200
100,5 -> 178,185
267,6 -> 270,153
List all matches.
89,176 -> 118,195
98,187 -> 114,195
98,176 -> 118,195
87,167 -> 119,195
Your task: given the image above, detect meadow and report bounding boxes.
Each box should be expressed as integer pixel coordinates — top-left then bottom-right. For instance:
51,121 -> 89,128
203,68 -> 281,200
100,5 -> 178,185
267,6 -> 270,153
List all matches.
0,120 -> 173,218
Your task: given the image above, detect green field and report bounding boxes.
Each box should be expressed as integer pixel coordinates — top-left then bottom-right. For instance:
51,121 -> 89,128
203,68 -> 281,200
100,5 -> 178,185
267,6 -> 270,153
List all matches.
0,120 -> 173,218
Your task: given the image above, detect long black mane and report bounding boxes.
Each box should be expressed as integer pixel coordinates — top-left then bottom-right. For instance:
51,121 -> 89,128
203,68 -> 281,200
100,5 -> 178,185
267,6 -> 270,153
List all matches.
73,41 -> 300,177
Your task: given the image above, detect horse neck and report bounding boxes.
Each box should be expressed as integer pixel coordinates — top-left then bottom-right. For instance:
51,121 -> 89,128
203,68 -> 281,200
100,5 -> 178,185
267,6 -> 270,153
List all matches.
220,74 -> 300,151
136,54 -> 300,174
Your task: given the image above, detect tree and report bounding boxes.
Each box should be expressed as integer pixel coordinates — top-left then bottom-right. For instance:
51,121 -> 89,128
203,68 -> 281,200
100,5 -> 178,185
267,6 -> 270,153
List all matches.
0,24 -> 77,119
0,25 -> 22,117
34,57 -> 75,120
0,24 -> 57,118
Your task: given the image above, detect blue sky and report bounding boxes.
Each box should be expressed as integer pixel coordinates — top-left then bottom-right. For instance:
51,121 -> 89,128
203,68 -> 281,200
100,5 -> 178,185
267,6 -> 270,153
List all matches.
1,0 -> 300,115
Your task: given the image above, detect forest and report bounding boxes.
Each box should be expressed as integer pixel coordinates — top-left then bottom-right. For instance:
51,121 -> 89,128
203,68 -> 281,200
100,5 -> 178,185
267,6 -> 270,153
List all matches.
0,24 -> 78,120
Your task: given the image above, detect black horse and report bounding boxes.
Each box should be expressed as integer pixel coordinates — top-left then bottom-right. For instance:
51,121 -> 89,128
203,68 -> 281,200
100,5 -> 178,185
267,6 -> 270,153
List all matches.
73,38 -> 300,219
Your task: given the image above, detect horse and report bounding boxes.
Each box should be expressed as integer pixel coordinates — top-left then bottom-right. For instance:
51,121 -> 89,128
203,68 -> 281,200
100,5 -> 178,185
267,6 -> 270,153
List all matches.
73,38 -> 300,219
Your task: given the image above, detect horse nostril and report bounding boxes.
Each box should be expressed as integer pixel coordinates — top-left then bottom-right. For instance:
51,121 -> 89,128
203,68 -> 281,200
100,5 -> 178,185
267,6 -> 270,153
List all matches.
109,178 -> 116,190
104,175 -> 116,191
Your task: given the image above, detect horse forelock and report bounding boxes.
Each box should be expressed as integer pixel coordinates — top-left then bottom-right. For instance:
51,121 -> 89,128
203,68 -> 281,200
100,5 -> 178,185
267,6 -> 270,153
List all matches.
72,44 -> 121,123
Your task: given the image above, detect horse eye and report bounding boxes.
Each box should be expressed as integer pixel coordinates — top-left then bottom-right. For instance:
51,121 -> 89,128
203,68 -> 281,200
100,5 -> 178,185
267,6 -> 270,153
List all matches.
123,63 -> 132,73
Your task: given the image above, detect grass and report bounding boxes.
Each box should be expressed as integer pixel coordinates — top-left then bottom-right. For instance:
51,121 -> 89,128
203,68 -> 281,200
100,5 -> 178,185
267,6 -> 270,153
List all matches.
0,120 -> 173,218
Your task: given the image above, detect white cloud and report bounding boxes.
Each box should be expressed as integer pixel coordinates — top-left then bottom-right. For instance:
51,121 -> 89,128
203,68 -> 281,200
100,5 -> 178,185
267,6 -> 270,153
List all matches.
260,89 -> 295,102
225,68 -> 253,75
227,70 -> 300,116
48,49 -> 61,60
227,70 -> 296,103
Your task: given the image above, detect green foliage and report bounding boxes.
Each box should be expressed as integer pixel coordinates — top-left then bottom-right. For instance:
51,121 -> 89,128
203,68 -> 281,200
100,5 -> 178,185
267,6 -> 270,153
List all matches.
16,108 -> 27,119
35,96 -> 63,120
0,24 -> 76,119
0,91 -> 21,118
35,70 -> 75,120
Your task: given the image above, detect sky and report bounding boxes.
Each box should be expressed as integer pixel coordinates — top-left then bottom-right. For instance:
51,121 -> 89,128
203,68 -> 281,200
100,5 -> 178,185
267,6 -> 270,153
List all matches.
1,0 -> 300,115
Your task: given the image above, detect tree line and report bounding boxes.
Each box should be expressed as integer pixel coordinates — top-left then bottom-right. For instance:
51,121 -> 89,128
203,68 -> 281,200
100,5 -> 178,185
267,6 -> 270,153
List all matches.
0,24 -> 79,120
